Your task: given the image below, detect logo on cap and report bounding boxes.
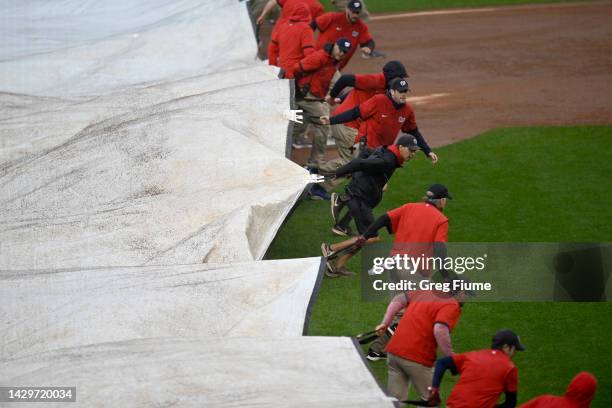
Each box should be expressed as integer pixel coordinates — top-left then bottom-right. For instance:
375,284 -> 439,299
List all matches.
354,1 -> 360,6
400,80 -> 407,86
344,41 -> 351,48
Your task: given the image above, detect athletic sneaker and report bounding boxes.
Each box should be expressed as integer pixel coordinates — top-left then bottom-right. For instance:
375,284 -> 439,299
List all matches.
321,243 -> 335,258
335,267 -> 356,277
331,224 -> 353,237
366,350 -> 387,361
308,184 -> 330,201
325,260 -> 340,277
330,193 -> 341,223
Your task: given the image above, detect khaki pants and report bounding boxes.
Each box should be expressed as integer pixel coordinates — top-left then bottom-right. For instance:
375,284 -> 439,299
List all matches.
331,0 -> 370,21
294,93 -> 330,167
318,124 -> 357,191
387,353 -> 435,404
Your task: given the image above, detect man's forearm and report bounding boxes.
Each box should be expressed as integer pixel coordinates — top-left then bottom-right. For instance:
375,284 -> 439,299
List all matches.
432,356 -> 457,388
407,127 -> 432,156
329,74 -> 356,98
433,323 -> 453,356
330,106 -> 360,125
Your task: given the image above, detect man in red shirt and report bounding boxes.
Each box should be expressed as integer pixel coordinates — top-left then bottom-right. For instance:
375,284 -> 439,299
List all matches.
376,288 -> 464,404
427,329 -> 525,408
322,78 -> 438,163
292,38 -> 352,168
312,0 -> 375,70
268,3 -> 314,78
520,372 -> 597,408
312,61 -> 408,200
322,183 -> 451,280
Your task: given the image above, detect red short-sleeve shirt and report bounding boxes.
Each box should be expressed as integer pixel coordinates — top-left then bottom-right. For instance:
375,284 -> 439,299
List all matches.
385,290 -> 461,367
447,349 -> 518,408
388,202 -> 448,244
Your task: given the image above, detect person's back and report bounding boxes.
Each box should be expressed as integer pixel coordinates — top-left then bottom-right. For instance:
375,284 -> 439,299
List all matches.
447,349 -> 518,408
269,4 -> 314,77
344,146 -> 400,208
386,290 -> 461,367
520,372 -> 597,408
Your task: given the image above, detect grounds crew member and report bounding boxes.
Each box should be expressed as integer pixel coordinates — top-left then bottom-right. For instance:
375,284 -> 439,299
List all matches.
313,61 -> 408,196
292,38 -> 351,169
322,77 -> 437,157
331,183 -> 453,358
256,0 -> 324,33
426,329 -> 525,408
378,285 -> 465,404
320,134 -> 421,276
312,0 -> 375,70
268,3 -> 314,77
331,0 -> 370,21
520,372 -> 597,408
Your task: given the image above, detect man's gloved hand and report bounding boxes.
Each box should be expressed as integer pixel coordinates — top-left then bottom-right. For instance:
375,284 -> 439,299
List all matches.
426,387 -> 441,406
355,235 -> 367,248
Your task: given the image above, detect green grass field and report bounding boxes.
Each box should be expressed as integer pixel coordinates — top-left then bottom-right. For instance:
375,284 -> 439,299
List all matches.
320,0 -> 593,13
266,126 -> 612,406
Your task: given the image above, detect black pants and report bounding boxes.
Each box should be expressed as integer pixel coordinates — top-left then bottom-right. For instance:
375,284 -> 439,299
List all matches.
338,195 -> 375,235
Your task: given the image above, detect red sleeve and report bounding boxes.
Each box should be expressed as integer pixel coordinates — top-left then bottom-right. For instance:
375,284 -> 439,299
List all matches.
315,13 -> 333,32
358,21 -> 373,46
401,107 -> 417,133
277,0 -> 287,7
387,205 -> 406,234
451,353 -> 468,373
298,51 -> 323,72
434,303 -> 461,331
434,221 -> 448,242
359,94 -> 380,120
355,73 -> 385,91
505,366 -> 518,393
301,27 -> 315,55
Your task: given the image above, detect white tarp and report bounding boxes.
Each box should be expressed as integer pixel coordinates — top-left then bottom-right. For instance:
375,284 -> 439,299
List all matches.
0,337 -> 395,407
1,0 -> 258,96
0,78 -> 307,268
0,257 -> 323,359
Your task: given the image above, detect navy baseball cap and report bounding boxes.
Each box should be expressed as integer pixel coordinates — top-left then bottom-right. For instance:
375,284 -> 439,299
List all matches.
389,77 -> 411,93
426,184 -> 453,200
336,38 -> 352,53
396,134 -> 420,151
492,329 -> 526,351
347,0 -> 363,12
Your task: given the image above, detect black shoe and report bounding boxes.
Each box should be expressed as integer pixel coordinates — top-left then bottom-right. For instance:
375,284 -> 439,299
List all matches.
366,350 -> 387,361
331,224 -> 353,237
309,184 -> 330,201
325,260 -> 340,277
